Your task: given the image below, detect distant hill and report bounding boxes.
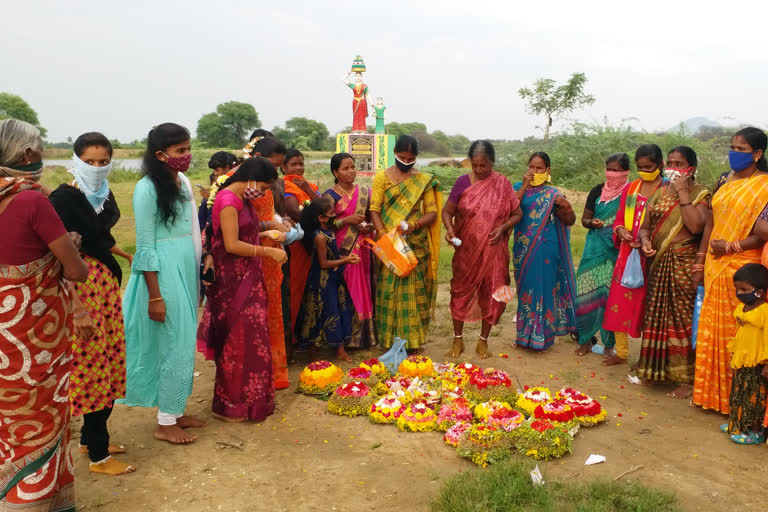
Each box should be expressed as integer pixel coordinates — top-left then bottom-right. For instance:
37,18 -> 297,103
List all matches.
672,117 -> 722,135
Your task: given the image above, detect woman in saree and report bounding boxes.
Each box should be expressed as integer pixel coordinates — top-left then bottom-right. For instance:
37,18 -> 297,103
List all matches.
603,144 -> 666,366
0,119 -> 88,511
637,146 -> 711,398
574,153 -> 630,357
693,127 -> 768,414
443,140 -> 522,358
324,152 -> 376,347
370,135 -> 442,350
513,152 -> 577,351
197,157 -> 286,422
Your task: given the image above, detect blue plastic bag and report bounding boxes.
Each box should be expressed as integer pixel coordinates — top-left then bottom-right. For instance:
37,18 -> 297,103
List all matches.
691,284 -> 705,350
379,336 -> 408,375
620,248 -> 644,289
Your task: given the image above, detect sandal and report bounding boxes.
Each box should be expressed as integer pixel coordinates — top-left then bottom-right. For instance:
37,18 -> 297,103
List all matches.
447,335 -> 464,358
720,424 -> 730,433
730,431 -> 766,445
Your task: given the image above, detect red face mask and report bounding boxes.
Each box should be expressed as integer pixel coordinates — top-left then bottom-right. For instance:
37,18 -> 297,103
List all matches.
163,152 -> 192,173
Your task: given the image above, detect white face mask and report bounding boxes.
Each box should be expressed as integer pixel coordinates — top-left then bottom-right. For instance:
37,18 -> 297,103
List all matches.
71,155 -> 112,212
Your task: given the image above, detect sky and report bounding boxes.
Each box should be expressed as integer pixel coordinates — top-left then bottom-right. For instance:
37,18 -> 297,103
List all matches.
3,0 -> 768,143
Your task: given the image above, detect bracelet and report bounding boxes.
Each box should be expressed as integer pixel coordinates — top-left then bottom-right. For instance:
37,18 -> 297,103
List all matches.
334,219 -> 344,230
679,202 -> 692,206
696,252 -> 706,256
73,311 -> 89,319
691,264 -> 705,272
733,240 -> 744,253
412,219 -> 420,230
149,297 -> 163,302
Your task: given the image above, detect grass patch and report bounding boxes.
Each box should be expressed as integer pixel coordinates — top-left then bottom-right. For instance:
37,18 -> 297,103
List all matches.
431,460 -> 680,512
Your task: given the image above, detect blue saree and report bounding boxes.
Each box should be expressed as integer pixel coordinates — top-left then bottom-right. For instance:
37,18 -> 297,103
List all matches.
512,183 -> 577,350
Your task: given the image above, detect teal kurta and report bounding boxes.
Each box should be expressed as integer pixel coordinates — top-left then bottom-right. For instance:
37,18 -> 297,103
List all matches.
119,177 -> 199,415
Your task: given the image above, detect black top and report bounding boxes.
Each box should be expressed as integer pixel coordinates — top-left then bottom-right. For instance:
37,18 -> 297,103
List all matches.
49,184 -> 122,284
585,183 -> 604,212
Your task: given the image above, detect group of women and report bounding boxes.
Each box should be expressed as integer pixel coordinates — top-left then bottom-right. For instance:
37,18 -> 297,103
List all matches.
2,113 -> 767,508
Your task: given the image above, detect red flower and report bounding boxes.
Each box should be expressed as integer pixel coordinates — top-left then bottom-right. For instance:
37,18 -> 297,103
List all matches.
308,360 -> 332,371
349,367 -> 372,379
362,357 -> 380,366
531,419 -> 555,433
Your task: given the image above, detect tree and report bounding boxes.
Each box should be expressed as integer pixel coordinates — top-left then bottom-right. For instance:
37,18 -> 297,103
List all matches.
196,101 -> 261,147
271,117 -> 330,151
0,92 -> 47,137
518,73 -> 595,143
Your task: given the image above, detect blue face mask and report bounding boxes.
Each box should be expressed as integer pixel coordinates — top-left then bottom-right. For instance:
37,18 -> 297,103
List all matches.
729,150 -> 754,172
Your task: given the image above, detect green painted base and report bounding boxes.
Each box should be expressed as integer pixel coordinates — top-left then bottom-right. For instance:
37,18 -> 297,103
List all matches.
336,133 -> 394,173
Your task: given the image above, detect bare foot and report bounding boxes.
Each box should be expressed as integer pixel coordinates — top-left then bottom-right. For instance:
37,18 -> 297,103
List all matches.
667,384 -> 693,399
575,344 -> 592,356
447,336 -> 464,358
688,400 -> 701,409
154,425 -> 197,444
90,457 -> 136,475
476,338 -> 491,360
602,353 -> 627,366
79,443 -> 127,455
177,415 -> 208,429
337,346 -> 353,362
212,412 -> 247,423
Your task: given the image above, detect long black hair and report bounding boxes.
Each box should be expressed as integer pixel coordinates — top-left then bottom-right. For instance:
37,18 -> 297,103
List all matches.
208,151 -> 238,170
330,152 -> 354,183
248,136 -> 287,159
734,127 -> 768,172
668,146 -> 698,168
299,197 -> 334,252
394,135 -> 419,155
220,157 -> 278,189
142,122 -> 190,227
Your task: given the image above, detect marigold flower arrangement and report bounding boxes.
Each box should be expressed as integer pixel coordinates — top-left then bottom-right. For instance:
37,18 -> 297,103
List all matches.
328,381 -> 375,417
368,395 -> 405,424
436,398 -> 473,431
396,401 -> 437,432
533,400 -> 580,435
556,388 -> 607,426
474,400 -> 513,422
509,419 -> 573,461
359,357 -> 389,379
442,384 -> 465,402
485,407 -> 525,432
465,368 -> 516,402
443,421 -> 472,447
516,387 -> 553,416
298,361 -> 344,395
375,375 -> 413,396
343,367 -> 378,387
456,423 -> 513,467
398,355 -> 436,378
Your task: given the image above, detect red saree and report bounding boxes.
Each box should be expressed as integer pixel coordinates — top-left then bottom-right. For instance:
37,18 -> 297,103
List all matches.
0,253 -> 75,511
450,172 -> 518,324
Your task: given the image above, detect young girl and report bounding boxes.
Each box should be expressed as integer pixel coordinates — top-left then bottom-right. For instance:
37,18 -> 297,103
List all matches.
295,197 -> 359,361
723,263 -> 768,444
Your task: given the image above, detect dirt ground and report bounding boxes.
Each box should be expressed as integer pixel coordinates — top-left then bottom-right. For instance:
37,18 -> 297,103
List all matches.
73,284 -> 768,512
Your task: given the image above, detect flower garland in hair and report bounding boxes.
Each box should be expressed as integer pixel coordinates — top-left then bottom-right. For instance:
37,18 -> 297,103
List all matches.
241,136 -> 263,159
297,361 -> 344,395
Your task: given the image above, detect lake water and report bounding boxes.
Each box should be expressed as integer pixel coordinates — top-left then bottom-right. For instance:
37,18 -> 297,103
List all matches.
45,157 -> 460,171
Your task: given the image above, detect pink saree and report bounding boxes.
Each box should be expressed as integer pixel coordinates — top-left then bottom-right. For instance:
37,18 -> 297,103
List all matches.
450,172 -> 518,324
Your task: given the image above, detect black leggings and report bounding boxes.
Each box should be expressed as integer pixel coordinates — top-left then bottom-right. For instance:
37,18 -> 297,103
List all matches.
81,405 -> 113,463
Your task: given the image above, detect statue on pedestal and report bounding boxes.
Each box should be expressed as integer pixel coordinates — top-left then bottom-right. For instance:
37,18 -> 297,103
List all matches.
372,97 -> 386,134
343,55 -> 370,133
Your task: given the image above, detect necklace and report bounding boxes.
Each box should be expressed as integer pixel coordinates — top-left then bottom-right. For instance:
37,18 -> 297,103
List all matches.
334,184 -> 354,199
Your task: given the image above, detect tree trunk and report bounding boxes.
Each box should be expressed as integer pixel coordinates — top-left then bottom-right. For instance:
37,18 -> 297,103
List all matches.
544,114 -> 553,143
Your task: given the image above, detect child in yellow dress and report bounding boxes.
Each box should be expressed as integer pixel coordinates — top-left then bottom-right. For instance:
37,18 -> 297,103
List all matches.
724,263 -> 768,444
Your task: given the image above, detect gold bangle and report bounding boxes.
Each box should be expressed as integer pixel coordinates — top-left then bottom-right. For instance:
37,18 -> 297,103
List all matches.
149,297 -> 163,302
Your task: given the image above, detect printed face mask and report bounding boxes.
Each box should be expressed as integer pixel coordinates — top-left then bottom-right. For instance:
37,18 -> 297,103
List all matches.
663,167 -> 693,181
243,183 -> 265,200
163,152 -> 192,173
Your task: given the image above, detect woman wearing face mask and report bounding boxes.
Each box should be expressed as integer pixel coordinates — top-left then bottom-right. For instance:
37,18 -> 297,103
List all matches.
574,153 -> 630,358
120,123 -> 212,444
602,144 -> 666,366
0,119 -> 87,512
443,140 -> 522,358
49,133 -> 136,475
513,152 -> 577,351
635,146 -> 711,398
693,127 -> 768,414
197,157 -> 285,422
370,135 -> 442,350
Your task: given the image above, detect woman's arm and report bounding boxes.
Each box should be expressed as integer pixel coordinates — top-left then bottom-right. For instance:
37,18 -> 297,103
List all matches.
553,196 -> 576,226
442,200 -> 457,242
582,209 -> 595,229
285,196 -> 302,223
110,244 -> 133,264
675,181 -> 705,235
315,233 -> 357,269
48,234 -> 88,282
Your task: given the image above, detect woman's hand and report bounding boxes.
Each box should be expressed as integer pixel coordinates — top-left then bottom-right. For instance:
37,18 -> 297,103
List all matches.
488,225 -> 508,245
399,221 -> 415,235
445,231 -> 456,245
345,253 -> 361,265
73,311 -> 95,340
640,238 -> 656,257
266,247 -> 288,264
345,213 -> 366,226
670,174 -> 689,194
360,222 -> 374,234
68,231 -> 83,250
269,219 -> 290,232
202,254 -> 215,285
590,218 -> 604,229
293,177 -> 313,194
199,188 -> 211,200
522,169 -> 534,188
692,270 -> 704,288
148,299 -> 166,323
709,239 -> 728,259
615,226 -> 633,243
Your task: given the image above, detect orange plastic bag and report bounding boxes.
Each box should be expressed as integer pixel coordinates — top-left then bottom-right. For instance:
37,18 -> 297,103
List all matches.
362,229 -> 418,278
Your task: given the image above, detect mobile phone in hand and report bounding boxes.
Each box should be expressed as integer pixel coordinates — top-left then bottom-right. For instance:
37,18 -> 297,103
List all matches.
202,268 -> 215,283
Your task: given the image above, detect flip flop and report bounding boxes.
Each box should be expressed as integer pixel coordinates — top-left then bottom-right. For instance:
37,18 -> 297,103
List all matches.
720,424 -> 730,433
730,431 -> 766,445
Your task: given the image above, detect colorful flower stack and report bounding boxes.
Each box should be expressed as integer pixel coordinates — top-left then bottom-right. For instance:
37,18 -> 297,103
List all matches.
436,398 -> 473,431
533,400 -> 579,436
555,388 -> 607,427
344,367 -> 378,387
369,395 -> 405,424
456,423 -> 514,467
359,357 -> 389,380
474,400 -> 513,422
375,375 -> 412,396
398,355 -> 436,378
298,361 -> 344,395
464,368 -> 516,402
485,408 -> 525,432
516,387 -> 553,416
509,419 -> 573,461
327,381 -> 375,417
396,401 -> 438,432
443,422 -> 472,447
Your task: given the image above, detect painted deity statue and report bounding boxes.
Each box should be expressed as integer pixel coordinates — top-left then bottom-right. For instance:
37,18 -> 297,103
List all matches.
372,97 -> 386,134
343,72 -> 369,133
